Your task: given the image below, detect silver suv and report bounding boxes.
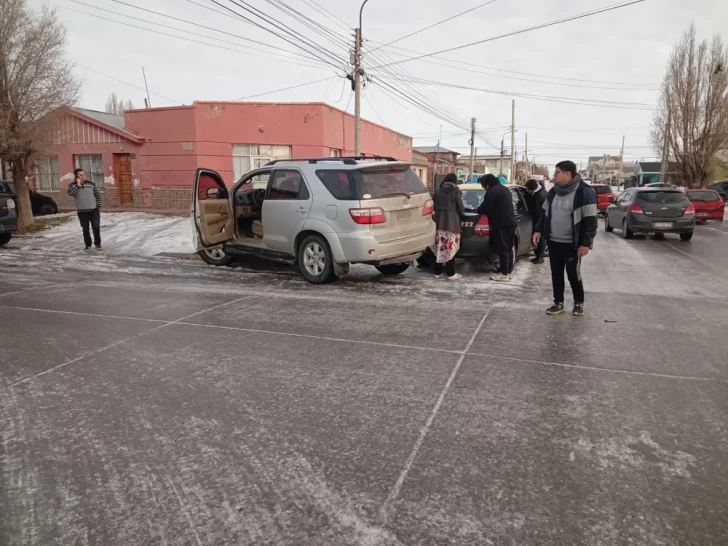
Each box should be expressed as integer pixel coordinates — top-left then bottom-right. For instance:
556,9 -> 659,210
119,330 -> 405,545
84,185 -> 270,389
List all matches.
192,157 -> 435,283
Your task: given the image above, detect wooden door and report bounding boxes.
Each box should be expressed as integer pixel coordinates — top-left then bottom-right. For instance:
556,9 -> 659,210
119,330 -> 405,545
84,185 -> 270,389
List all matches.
115,154 -> 133,205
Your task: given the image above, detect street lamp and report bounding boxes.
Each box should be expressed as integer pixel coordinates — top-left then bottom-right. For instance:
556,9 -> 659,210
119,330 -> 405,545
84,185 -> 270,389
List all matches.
500,129 -> 515,176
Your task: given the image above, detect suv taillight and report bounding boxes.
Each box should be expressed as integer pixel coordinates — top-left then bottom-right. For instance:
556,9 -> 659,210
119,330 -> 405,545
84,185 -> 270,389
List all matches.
422,200 -> 434,216
474,215 -> 490,235
349,207 -> 386,224
629,204 -> 643,214
683,204 -> 695,215
6,198 -> 15,211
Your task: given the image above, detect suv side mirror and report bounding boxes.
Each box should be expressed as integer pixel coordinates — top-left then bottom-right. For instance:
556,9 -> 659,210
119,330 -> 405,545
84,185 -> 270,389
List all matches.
206,187 -> 220,199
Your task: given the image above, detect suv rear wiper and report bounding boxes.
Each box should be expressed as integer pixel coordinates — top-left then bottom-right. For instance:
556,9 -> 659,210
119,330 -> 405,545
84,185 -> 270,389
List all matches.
379,192 -> 413,199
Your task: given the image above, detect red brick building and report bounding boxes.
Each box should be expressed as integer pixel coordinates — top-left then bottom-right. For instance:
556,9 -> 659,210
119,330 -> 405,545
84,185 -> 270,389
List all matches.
36,102 -> 413,209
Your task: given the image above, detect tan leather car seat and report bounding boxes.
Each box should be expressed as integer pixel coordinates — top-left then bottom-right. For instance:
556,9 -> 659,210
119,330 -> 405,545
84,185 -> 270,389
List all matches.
252,220 -> 264,238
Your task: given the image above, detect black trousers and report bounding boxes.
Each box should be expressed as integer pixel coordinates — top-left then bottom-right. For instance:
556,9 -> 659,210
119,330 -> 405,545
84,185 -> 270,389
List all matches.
77,208 -> 101,248
434,258 -> 456,277
548,241 -> 584,304
491,226 -> 515,275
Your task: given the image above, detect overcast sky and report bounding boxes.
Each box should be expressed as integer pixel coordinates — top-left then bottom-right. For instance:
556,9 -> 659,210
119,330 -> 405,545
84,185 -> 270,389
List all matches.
31,0 -> 727,169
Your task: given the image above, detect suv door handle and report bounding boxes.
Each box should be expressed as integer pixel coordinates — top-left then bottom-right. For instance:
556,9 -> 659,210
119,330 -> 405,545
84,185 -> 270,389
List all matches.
297,207 -> 308,213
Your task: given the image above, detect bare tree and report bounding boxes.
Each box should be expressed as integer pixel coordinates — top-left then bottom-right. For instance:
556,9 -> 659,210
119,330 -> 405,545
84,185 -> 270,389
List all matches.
105,92 -> 134,115
652,24 -> 728,188
0,0 -> 80,230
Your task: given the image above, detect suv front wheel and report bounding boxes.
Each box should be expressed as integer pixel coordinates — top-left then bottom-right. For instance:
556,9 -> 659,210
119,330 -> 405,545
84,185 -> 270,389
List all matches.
298,234 -> 334,284
198,246 -> 233,266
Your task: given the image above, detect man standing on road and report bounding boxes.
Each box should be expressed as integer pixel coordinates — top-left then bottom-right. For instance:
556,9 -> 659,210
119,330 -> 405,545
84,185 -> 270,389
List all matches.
478,174 -> 517,282
67,168 -> 102,251
533,161 -> 597,316
524,179 -> 547,264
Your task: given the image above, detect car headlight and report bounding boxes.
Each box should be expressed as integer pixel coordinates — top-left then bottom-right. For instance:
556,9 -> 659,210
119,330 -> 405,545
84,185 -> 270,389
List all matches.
6,198 -> 15,211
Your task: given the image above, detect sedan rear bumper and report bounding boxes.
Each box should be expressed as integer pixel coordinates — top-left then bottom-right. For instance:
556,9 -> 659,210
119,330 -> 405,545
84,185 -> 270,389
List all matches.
0,214 -> 18,233
695,211 -> 724,220
629,215 -> 695,233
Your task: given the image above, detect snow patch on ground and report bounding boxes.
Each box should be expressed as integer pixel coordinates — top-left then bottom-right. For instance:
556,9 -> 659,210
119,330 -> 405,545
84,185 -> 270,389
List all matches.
16,212 -> 194,257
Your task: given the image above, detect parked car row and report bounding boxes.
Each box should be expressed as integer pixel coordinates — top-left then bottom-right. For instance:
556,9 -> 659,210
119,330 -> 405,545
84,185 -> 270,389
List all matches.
0,180 -> 60,246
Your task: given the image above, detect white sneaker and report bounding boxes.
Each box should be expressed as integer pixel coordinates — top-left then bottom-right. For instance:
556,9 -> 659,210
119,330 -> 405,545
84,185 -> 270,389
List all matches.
490,273 -> 510,282
447,273 -> 463,281
434,274 -> 442,279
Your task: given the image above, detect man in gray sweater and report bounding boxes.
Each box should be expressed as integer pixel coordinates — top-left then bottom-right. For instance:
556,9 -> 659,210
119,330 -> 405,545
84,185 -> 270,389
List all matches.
67,168 -> 103,250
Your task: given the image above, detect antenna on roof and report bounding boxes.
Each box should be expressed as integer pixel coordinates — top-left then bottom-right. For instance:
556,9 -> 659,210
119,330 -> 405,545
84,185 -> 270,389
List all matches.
142,67 -> 152,108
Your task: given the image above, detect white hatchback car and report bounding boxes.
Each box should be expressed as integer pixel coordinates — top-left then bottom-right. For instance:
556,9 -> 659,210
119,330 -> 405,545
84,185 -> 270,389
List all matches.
192,156 -> 435,284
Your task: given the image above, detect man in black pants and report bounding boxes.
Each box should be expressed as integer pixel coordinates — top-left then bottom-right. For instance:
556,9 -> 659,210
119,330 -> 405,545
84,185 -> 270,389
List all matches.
67,168 -> 103,250
524,179 -> 548,264
533,161 -> 597,316
478,174 -> 517,282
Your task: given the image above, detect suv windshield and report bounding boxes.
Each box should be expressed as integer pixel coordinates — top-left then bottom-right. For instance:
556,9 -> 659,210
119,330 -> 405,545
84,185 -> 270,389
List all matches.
354,168 -> 427,200
635,191 -> 688,204
687,191 -> 720,202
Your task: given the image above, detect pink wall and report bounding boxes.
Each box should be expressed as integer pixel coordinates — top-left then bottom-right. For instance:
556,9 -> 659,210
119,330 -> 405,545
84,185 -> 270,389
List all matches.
124,102 -> 413,190
125,107 -> 198,197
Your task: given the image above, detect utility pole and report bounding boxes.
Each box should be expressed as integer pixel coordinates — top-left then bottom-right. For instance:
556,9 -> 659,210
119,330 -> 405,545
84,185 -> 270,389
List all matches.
469,117 -> 476,182
353,28 -> 362,156
525,132 -> 529,180
510,99 -> 516,182
353,0 -> 369,157
618,135 -> 625,178
660,108 -> 671,183
434,124 -> 442,187
500,139 -> 504,175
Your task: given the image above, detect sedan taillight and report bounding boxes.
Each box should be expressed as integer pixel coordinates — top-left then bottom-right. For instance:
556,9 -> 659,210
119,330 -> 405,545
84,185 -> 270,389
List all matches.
474,215 -> 490,235
5,198 -> 15,211
628,204 -> 643,214
683,204 -> 695,216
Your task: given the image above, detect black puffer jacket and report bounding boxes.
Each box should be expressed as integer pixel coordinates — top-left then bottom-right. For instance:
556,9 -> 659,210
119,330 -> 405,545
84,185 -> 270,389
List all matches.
477,183 -> 517,228
433,181 -> 465,233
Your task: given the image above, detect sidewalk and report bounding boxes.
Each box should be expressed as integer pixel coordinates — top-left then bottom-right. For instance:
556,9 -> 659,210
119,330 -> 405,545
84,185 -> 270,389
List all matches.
58,206 -> 188,217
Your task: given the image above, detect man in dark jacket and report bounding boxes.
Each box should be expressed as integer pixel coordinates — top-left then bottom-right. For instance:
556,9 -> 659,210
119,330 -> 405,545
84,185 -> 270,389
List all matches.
524,179 -> 547,264
533,160 -> 597,316
478,174 -> 517,282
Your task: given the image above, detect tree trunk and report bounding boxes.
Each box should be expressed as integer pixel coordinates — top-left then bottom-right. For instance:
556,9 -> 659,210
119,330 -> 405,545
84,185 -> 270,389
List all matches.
12,162 -> 34,232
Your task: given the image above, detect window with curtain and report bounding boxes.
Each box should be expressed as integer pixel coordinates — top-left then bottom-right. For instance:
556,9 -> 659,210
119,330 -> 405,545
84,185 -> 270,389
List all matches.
75,155 -> 104,188
232,144 -> 291,181
37,156 -> 60,191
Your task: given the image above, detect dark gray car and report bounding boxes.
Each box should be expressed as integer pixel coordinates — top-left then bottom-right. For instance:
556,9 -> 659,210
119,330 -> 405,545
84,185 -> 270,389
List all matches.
605,188 -> 695,241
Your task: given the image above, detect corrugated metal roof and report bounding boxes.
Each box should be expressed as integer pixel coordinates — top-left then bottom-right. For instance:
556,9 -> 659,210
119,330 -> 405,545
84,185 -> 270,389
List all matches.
73,108 -> 126,132
413,146 -> 460,155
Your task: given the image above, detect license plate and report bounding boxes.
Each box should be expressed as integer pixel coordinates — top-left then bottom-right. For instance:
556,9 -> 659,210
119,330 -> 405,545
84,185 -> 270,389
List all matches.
698,212 -> 709,216
396,209 -> 412,221
654,222 -> 673,228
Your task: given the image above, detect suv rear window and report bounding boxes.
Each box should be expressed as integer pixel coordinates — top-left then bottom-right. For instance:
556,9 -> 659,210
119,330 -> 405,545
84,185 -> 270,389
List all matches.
354,168 -> 427,200
593,186 -> 614,194
687,191 -> 720,202
316,170 -> 355,200
635,191 -> 688,204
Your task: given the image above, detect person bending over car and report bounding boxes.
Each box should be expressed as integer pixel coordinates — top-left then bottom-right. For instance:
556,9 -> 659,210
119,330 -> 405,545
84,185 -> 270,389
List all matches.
478,174 -> 517,282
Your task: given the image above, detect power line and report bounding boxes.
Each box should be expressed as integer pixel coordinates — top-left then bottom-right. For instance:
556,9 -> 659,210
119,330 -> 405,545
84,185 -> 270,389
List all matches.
368,0 -> 498,53
109,0 -> 327,65
364,92 -> 387,127
298,0 -> 351,32
57,3 -> 330,71
369,0 -> 647,70
73,63 -> 184,105
233,76 -> 337,100
211,0 -> 347,69
373,74 -> 656,109
365,40 -> 659,88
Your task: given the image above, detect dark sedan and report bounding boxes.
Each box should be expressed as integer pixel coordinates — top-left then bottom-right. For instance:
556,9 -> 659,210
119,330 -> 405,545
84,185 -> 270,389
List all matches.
0,187 -> 17,246
418,183 -> 535,269
0,180 -> 59,216
605,187 -> 695,240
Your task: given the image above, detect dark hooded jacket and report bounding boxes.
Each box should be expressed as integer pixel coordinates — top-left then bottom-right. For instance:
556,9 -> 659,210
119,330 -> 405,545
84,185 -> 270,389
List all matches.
524,186 -> 547,223
433,181 -> 465,234
477,182 -> 518,228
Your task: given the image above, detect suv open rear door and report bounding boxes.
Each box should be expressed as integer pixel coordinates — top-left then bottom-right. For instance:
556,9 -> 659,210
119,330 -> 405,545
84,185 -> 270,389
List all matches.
193,168 -> 234,247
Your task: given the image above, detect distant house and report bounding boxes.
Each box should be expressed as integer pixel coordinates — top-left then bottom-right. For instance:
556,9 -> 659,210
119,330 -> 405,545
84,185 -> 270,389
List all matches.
413,146 -> 460,186
587,154 -> 622,182
411,153 -> 430,186
455,154 -> 504,178
630,161 -> 680,186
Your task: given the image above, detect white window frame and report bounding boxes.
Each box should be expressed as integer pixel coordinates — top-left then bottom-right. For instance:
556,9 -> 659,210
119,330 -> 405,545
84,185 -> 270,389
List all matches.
37,156 -> 60,191
75,154 -> 104,188
232,144 -> 291,181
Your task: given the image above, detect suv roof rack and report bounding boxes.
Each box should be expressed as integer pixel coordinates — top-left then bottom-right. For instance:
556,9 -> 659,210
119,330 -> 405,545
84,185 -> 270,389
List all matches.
265,155 -> 399,166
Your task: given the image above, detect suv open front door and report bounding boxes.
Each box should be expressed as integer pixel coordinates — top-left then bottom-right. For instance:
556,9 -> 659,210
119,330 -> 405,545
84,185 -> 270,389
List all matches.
194,168 -> 233,247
